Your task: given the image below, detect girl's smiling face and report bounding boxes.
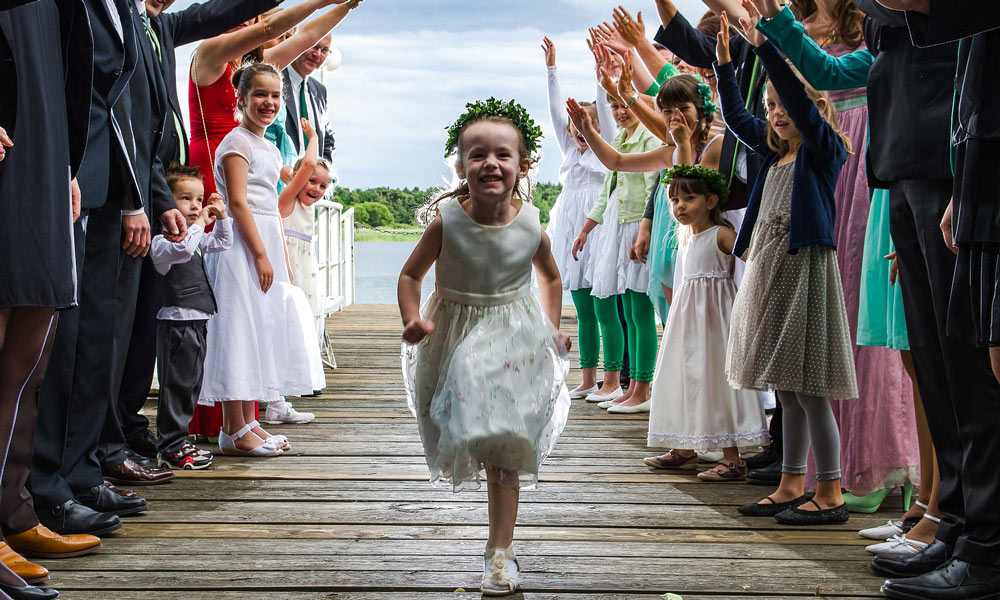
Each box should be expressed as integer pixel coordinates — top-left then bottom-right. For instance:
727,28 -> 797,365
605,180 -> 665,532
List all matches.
299,164 -> 332,203
456,121 -> 529,201
242,73 -> 282,129
765,81 -> 800,141
610,99 -> 638,129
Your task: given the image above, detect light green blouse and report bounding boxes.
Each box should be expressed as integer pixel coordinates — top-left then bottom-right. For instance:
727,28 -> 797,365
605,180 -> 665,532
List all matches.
587,123 -> 662,225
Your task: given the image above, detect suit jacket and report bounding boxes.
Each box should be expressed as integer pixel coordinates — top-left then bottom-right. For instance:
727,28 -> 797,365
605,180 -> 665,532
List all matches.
282,67 -> 335,161
655,11 -> 765,210
78,0 -> 142,211
151,0 -> 278,164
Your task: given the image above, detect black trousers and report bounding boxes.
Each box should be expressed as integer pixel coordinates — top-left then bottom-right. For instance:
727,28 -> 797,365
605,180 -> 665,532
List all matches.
889,178 -> 1000,566
155,319 -> 207,455
1,313 -> 57,535
115,254 -> 161,442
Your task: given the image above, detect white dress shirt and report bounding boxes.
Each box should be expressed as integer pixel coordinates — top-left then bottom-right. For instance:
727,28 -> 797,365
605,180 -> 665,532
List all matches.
151,220 -> 233,321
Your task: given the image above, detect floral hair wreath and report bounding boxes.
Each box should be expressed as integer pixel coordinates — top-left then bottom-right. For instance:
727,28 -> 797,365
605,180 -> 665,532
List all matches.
697,83 -> 718,117
444,97 -> 544,159
661,164 -> 730,206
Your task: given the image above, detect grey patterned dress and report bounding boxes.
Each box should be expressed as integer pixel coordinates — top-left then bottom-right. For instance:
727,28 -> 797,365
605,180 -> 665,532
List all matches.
726,161 -> 858,398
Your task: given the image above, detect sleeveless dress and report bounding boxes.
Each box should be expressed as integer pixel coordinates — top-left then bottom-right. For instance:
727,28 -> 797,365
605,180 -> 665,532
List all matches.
188,61 -> 238,196
402,199 -> 571,491
283,200 -> 323,341
647,226 -> 769,450
199,127 -> 325,405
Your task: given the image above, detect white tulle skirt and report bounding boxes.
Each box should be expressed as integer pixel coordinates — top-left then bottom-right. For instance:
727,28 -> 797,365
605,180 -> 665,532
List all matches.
547,183 -> 601,291
402,292 -> 571,491
591,191 -> 648,299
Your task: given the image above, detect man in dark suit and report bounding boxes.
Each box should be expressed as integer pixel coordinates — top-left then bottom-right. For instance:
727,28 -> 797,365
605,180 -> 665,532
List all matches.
282,34 -> 336,161
29,0 -> 184,536
113,0 -> 282,467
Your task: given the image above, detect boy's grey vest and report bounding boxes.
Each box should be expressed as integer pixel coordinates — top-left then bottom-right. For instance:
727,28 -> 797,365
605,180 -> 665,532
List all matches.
162,250 -> 217,315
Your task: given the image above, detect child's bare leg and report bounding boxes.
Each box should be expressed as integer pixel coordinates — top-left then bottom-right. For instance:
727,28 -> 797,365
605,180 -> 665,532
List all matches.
247,401 -> 275,440
809,478 -> 845,511
596,369 -> 621,396
618,380 -> 650,407
905,451 -> 942,545
223,401 -> 262,451
900,350 -> 932,521
486,467 -> 520,549
572,367 -> 597,392
763,472 -> 806,504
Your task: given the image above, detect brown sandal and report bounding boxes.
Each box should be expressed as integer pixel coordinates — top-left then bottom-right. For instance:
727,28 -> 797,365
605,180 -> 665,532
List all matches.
643,450 -> 698,470
697,459 -> 748,482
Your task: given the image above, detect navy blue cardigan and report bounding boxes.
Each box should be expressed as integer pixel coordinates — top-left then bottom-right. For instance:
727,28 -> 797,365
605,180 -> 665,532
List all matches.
714,42 -> 847,257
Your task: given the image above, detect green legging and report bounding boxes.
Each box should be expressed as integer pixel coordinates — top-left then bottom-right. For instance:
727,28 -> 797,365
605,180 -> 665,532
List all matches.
585,290 -> 624,372
570,288 -> 601,369
622,289 -> 658,382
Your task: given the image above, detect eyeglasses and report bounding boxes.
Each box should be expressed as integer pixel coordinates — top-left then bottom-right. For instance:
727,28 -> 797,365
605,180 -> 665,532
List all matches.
311,45 -> 331,56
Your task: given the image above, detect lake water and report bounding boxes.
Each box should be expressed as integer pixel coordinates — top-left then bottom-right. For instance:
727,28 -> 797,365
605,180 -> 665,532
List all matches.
355,241 -> 435,304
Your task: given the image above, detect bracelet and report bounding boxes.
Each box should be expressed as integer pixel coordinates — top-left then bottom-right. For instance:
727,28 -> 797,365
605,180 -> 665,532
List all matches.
624,93 -> 639,109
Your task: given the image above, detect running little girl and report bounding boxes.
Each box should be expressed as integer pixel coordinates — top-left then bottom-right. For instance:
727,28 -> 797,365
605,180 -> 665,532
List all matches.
715,11 -> 857,524
641,165 -> 769,480
398,98 -> 571,596
199,62 -> 325,456
540,36 -> 617,401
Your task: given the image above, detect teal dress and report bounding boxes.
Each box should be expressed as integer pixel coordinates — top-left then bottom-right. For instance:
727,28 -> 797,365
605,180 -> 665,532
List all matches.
647,173 -> 679,323
264,102 -> 299,194
757,9 -> 908,350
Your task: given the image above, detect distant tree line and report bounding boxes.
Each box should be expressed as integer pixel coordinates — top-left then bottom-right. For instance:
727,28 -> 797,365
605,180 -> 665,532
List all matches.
331,182 -> 563,228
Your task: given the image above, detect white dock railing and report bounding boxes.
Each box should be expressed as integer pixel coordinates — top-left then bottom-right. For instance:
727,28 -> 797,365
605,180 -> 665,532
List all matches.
315,200 -> 355,367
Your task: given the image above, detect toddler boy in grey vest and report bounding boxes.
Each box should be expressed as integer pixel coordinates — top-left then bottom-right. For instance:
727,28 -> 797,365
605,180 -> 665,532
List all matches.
151,165 -> 233,470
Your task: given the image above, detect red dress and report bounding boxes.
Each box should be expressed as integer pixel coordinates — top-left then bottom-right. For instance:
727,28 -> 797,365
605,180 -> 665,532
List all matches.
186,61 -> 258,436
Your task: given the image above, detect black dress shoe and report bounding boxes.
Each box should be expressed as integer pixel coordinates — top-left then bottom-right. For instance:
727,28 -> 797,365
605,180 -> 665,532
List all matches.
745,447 -> 780,470
747,460 -> 782,485
74,482 -> 147,517
126,429 -> 159,459
0,582 -> 58,600
882,559 -> 1000,600
872,539 -> 953,578
123,447 -> 157,469
36,499 -> 121,537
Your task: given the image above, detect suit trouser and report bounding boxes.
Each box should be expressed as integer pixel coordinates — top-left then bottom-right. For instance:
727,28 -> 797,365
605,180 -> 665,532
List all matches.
889,178 -> 1000,566
1,314 -> 57,535
115,254 -> 161,442
30,204 -> 120,506
155,320 -> 207,455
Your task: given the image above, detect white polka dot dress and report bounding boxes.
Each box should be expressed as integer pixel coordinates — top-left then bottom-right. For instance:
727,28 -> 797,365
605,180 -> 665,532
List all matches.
726,161 -> 858,399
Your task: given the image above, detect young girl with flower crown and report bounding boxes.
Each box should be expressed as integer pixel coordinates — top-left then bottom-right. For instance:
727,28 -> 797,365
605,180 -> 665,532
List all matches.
398,99 -> 572,596
715,11 -> 857,525
641,165 -> 769,480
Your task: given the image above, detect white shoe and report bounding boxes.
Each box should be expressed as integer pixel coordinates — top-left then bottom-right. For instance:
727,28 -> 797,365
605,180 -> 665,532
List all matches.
698,451 -> 724,463
860,520 -> 905,540
218,424 -> 282,457
248,420 -> 291,451
264,401 -> 315,424
481,547 -> 519,596
866,534 -> 928,557
607,399 -> 651,414
585,387 -> 623,403
597,399 -> 625,409
570,385 -> 598,399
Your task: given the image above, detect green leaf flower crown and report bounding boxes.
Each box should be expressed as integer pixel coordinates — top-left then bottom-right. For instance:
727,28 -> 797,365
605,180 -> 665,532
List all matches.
661,164 -> 730,205
444,97 -> 544,158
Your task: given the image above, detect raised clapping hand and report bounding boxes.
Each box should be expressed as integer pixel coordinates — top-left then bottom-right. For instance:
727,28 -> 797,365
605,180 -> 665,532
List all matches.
747,0 -> 783,19
612,6 -> 646,48
668,108 -> 693,147
736,0 -> 768,47
402,319 -> 436,344
301,117 -> 317,141
716,12 -> 733,65
591,42 -> 623,100
542,36 -> 556,67
566,98 -> 596,138
593,21 -> 631,55
617,51 -> 637,102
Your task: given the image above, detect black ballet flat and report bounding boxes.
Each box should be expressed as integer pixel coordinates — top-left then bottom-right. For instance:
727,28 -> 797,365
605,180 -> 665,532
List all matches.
774,499 -> 849,525
737,495 -> 808,517
0,582 -> 59,600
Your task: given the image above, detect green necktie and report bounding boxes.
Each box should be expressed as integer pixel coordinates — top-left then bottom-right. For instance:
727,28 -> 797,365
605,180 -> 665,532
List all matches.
142,14 -> 161,60
299,79 -> 310,146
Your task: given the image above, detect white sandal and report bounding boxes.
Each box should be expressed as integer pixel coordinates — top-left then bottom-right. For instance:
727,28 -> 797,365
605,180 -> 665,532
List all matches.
218,424 -> 282,457
481,547 -> 519,596
249,420 -> 291,451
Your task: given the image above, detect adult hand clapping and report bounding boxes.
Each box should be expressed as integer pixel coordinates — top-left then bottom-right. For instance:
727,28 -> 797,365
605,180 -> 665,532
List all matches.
541,36 -> 556,67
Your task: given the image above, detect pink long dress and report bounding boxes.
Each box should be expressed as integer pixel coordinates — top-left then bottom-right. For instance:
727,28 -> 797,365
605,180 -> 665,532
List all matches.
807,40 -> 919,495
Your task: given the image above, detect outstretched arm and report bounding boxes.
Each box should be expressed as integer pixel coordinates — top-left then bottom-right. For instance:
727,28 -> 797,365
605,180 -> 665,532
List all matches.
166,0 -> 282,49
264,1 -> 361,69
713,13 -> 769,154
279,119 -> 319,218
543,37 -> 573,155
568,98 -> 673,173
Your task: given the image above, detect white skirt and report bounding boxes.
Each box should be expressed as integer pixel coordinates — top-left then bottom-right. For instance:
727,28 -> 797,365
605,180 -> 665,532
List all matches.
591,191 -> 648,299
547,183 -> 601,291
285,232 -> 324,344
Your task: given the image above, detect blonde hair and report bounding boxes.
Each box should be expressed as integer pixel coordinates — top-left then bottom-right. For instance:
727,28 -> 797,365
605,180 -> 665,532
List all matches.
766,65 -> 852,157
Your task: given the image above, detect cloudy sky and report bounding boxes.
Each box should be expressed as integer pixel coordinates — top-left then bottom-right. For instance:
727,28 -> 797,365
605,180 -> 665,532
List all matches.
171,0 -> 708,189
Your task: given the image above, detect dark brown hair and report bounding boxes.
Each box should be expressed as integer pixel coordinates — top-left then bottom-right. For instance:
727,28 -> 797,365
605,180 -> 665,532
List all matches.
790,0 -> 864,49
231,61 -> 282,118
667,176 -> 732,230
165,162 -> 203,193
655,74 -> 714,156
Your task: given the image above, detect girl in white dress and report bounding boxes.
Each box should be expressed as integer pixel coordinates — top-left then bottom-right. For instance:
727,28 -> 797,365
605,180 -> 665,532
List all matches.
398,99 -> 571,596
200,62 -> 325,456
540,37 -> 617,400
642,166 -> 769,480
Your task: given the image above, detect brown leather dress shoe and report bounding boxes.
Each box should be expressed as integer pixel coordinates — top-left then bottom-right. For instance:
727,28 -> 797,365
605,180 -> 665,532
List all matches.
0,542 -> 48,584
6,524 -> 101,559
103,457 -> 175,486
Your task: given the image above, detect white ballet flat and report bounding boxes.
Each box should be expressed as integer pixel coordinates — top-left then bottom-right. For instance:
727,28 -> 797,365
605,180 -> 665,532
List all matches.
860,520 -> 905,540
866,534 -> 928,557
606,399 -> 651,414
218,424 -> 282,457
569,385 -> 599,399
481,547 -> 519,596
597,399 -> 626,409
585,387 -> 623,403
